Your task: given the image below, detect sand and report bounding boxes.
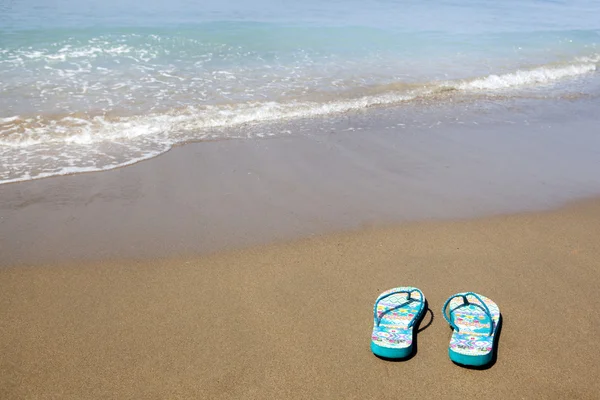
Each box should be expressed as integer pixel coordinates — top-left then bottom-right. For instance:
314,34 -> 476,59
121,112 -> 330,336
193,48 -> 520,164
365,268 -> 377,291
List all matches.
1,198 -> 599,399
2,107 -> 600,266
2,98 -> 600,398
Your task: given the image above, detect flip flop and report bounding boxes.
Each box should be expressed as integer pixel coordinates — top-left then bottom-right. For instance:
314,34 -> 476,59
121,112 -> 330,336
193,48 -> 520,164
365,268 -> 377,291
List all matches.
442,292 -> 501,367
370,287 -> 426,359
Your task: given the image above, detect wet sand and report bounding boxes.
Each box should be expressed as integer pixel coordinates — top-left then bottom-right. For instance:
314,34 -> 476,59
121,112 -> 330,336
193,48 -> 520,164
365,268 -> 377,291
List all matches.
2,99 -> 600,266
1,198 -> 600,399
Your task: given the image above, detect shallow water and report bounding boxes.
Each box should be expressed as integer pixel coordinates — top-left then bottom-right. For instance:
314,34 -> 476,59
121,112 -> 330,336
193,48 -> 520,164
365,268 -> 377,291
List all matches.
1,0 -> 599,184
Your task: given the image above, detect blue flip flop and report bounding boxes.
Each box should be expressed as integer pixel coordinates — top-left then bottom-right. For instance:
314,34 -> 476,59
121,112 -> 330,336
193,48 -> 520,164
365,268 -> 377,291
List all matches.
442,292 -> 501,367
370,287 -> 426,359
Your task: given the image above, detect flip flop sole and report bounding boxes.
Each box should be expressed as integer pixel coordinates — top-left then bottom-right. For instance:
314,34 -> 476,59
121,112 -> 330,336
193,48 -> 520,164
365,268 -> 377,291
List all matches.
443,293 -> 500,367
449,346 -> 494,366
370,287 -> 426,360
371,340 -> 414,359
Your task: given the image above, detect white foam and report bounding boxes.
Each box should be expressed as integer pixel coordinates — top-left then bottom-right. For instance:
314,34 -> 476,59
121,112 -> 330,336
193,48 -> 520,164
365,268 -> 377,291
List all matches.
575,54 -> 600,63
0,115 -> 20,123
0,91 -> 418,148
6,59 -> 594,154
456,63 -> 597,91
0,150 -> 168,185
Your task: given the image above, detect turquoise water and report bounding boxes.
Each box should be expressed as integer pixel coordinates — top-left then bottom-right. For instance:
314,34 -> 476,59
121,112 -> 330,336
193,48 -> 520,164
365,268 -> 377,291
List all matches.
1,0 -> 599,183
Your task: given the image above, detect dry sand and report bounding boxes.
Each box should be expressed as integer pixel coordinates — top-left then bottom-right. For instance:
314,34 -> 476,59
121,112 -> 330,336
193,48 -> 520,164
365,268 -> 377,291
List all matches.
1,198 -> 599,399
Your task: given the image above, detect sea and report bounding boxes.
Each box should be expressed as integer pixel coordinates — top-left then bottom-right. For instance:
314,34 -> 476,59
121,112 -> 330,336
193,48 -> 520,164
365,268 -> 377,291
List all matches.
1,0 -> 599,184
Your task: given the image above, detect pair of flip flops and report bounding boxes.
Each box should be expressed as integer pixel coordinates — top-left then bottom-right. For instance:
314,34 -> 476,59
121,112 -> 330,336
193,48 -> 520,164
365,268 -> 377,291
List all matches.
370,287 -> 500,366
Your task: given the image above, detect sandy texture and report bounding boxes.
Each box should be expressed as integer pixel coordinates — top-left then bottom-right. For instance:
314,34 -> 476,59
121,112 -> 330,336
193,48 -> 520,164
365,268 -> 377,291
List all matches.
3,104 -> 600,266
1,198 -> 599,399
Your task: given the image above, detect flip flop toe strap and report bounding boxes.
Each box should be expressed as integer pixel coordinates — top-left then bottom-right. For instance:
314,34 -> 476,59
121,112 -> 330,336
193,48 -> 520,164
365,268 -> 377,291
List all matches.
442,292 -> 494,336
374,288 -> 425,328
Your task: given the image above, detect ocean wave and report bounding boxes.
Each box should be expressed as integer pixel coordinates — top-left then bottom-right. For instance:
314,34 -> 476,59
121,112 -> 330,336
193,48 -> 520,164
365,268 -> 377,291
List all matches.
455,63 -> 597,91
1,56 -> 598,184
2,57 -> 596,142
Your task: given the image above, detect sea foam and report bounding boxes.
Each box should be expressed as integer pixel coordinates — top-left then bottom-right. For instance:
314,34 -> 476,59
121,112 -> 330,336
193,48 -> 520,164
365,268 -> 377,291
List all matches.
1,53 -> 598,185
457,63 -> 597,91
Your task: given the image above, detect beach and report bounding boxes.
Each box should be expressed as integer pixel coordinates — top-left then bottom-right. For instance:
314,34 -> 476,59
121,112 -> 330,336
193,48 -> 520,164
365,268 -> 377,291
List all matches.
2,95 -> 600,266
2,196 -> 600,399
2,105 -> 600,398
3,0 -> 600,398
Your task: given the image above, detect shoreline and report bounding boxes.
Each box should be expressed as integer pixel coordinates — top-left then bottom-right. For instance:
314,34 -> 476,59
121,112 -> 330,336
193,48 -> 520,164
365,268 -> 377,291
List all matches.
3,194 -> 600,269
2,197 -> 599,398
2,98 -> 600,266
